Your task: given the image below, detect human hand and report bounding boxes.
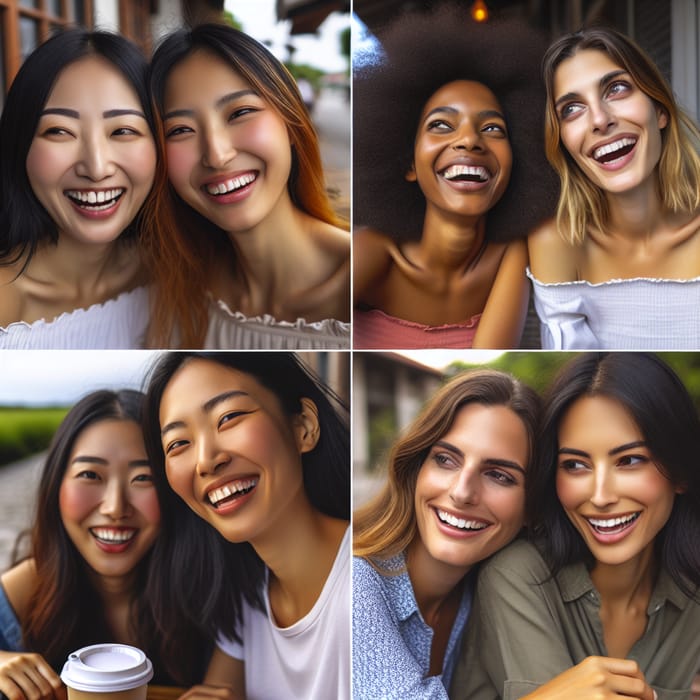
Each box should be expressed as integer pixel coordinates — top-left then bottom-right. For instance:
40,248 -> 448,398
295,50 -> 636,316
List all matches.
177,684 -> 244,700
520,656 -> 655,700
691,672 -> 700,699
0,651 -> 66,700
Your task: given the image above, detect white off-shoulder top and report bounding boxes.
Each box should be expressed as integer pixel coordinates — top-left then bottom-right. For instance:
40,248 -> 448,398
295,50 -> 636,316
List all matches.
527,268 -> 700,350
0,286 -> 149,349
205,298 -> 350,349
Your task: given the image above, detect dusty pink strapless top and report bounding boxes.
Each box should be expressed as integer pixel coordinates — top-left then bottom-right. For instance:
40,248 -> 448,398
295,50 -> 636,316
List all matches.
353,308 -> 480,349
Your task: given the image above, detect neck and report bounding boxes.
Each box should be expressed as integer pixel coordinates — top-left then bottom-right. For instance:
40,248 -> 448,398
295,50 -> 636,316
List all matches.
416,208 -> 487,274
604,178 -> 663,240
590,545 -> 656,609
405,537 -> 469,624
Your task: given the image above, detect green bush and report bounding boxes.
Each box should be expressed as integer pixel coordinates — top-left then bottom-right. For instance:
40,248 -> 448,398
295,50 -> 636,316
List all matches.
0,407 -> 68,466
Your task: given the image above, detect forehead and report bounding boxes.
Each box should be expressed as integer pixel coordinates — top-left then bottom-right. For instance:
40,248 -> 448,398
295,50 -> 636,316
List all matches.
70,418 -> 142,450
558,394 -> 642,441
46,55 -> 140,107
553,48 -> 626,95
163,49 -> 252,106
421,80 -> 502,115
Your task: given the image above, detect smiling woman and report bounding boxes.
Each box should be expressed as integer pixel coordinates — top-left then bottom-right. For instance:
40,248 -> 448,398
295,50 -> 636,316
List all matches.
0,29 -> 159,349
527,27 -> 700,349
452,353 -> 700,700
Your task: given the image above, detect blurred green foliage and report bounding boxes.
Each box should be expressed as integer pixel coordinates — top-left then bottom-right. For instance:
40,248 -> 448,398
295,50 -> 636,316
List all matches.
0,407 -> 68,466
285,62 -> 326,92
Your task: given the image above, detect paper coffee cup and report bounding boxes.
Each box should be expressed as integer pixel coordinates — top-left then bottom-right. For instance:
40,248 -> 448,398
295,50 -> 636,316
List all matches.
61,644 -> 154,700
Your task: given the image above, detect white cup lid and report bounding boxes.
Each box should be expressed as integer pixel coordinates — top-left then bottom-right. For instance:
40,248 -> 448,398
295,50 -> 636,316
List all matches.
61,644 -> 153,692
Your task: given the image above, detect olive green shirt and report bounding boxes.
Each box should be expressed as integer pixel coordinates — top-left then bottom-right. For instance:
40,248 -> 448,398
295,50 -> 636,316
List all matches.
450,539 -> 699,700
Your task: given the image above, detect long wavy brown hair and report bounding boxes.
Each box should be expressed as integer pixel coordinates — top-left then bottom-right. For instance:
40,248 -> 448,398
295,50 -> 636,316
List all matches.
142,23 -> 347,348
353,369 -> 541,568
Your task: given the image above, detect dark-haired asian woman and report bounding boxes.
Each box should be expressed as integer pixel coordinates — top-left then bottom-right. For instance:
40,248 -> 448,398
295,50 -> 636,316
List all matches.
452,353 -> 700,699
143,352 -> 350,699
0,390 -> 210,700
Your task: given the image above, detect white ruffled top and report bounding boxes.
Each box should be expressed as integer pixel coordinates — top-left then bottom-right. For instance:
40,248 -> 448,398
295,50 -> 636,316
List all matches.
527,268 -> 700,349
205,298 -> 350,349
0,286 -> 149,349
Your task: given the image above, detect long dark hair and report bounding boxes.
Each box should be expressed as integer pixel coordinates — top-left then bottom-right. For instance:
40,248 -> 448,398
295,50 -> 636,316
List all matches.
0,29 -> 157,271
142,352 -> 349,642
22,389 -> 209,685
530,353 -> 700,596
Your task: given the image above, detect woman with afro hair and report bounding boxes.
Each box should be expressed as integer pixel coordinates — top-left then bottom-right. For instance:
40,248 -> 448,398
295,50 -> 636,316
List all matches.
353,5 -> 558,350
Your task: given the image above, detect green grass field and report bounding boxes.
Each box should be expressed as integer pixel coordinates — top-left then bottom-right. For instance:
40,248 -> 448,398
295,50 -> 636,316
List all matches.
0,407 -> 69,466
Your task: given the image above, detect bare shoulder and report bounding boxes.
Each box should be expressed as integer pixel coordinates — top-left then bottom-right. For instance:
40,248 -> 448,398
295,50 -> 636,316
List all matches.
0,262 -> 26,327
353,227 -> 397,302
0,558 -> 37,622
527,218 -> 578,282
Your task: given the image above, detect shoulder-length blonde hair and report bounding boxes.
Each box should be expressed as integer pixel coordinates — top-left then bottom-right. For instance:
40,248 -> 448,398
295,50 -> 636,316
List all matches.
353,369 -> 541,568
543,27 -> 700,245
143,23 -> 347,348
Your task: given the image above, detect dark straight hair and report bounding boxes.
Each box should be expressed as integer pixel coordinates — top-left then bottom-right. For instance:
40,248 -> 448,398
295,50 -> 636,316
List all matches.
0,28 -> 156,269
142,351 -> 350,642
530,353 -> 700,596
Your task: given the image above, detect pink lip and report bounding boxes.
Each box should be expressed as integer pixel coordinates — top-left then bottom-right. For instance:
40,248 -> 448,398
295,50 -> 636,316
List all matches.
201,170 -> 258,205
584,512 -> 640,544
588,134 -> 638,172
431,506 -> 492,539
66,194 -> 123,220
209,486 -> 256,516
89,527 -> 137,554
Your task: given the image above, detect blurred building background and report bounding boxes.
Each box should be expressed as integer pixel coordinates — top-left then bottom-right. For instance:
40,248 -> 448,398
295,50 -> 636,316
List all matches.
354,0 -> 699,124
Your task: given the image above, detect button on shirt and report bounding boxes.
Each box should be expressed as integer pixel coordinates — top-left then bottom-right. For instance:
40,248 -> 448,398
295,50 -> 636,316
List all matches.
353,554 -> 473,700
450,539 -> 700,700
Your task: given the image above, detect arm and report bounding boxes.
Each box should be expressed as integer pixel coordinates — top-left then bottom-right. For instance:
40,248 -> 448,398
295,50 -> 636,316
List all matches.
352,557 -> 450,700
472,239 -> 529,349
527,219 -> 577,283
0,563 -> 65,700
176,648 -> 245,700
352,227 -> 393,305
450,542 -> 654,700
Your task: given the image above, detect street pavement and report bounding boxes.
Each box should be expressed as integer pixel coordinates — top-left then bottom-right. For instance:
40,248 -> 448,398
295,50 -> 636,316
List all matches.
0,452 -> 45,571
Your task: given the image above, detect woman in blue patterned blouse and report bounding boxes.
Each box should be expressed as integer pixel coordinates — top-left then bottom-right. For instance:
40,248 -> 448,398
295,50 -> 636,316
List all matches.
353,368 -> 540,698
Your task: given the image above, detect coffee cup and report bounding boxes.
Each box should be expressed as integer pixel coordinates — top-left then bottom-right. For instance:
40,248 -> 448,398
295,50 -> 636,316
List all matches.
61,644 -> 154,700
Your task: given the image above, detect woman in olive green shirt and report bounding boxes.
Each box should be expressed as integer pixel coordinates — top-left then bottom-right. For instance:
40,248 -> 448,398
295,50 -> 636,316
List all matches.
452,353 -> 700,700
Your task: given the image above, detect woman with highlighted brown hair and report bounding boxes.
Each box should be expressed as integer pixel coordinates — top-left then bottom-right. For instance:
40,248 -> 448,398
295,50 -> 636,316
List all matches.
144,24 -> 350,349
353,369 -> 540,698
528,27 -> 700,349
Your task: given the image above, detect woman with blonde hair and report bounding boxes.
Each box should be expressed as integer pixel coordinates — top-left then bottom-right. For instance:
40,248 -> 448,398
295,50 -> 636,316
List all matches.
144,23 -> 349,349
353,369 -> 540,698
528,27 -> 700,349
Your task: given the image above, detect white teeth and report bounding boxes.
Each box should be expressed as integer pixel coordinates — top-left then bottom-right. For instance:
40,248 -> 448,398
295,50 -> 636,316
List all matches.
437,509 -> 488,531
66,188 -> 124,207
593,137 -> 636,160
91,528 -> 135,543
205,173 -> 257,196
442,165 -> 489,181
587,513 -> 639,528
208,478 -> 258,506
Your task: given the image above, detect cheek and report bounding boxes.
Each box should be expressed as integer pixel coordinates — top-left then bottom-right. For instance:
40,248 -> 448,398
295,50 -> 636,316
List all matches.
26,142 -> 60,194
486,485 -> 525,532
131,489 -> 161,526
556,472 -> 583,512
59,482 -> 96,523
128,142 -> 157,188
164,460 -> 192,502
166,143 -> 198,188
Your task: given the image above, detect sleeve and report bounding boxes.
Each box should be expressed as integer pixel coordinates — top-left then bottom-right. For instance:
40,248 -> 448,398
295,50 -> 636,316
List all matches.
215,606 -> 246,662
352,557 -> 449,700
450,542 -> 577,700
0,585 -> 22,651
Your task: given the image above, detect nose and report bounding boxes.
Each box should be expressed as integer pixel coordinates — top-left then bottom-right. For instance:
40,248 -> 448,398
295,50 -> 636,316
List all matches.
590,464 -> 619,509
100,478 -> 132,520
195,433 -> 231,477
589,99 -> 616,133
449,465 -> 481,506
452,122 -> 484,152
201,124 -> 237,169
75,132 -> 117,181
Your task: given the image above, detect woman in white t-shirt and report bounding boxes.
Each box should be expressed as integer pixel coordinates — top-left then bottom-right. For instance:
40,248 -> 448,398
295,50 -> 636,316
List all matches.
143,352 -> 350,700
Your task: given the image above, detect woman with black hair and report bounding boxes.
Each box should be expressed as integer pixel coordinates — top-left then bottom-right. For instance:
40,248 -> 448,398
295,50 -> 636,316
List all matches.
142,352 -> 350,700
452,353 -> 700,699
353,5 -> 558,349
0,390 -> 210,700
0,29 -> 157,349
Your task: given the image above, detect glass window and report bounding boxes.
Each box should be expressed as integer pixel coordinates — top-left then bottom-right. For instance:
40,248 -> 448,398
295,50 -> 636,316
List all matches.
19,0 -> 39,9
46,0 -> 61,17
19,16 -> 38,62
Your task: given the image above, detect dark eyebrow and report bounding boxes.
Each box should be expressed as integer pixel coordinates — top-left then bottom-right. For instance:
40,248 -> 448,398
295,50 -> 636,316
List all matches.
423,106 -> 505,122
433,440 -> 526,475
103,108 -> 147,120
160,390 -> 250,437
39,108 -> 146,120
559,441 -> 648,458
555,69 -> 629,109
163,89 -> 258,121
71,455 -> 150,468
41,107 -> 79,118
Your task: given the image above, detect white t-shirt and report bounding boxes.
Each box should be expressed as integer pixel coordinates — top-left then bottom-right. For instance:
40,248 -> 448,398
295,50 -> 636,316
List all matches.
217,526 -> 350,700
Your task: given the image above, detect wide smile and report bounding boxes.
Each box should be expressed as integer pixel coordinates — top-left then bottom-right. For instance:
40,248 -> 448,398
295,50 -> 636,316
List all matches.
65,188 -> 125,214
206,476 -> 259,509
202,171 -> 258,202
589,136 -> 638,170
89,526 -> 138,552
434,507 -> 491,535
438,163 -> 493,191
583,511 -> 640,542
